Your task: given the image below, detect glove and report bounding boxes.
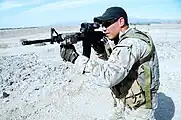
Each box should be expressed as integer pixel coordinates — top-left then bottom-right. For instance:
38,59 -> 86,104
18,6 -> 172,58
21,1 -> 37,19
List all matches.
60,44 -> 79,63
92,40 -> 105,54
92,41 -> 108,60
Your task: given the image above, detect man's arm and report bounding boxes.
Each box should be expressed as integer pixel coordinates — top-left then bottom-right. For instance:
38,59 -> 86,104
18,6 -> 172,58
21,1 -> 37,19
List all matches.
74,38 -> 147,88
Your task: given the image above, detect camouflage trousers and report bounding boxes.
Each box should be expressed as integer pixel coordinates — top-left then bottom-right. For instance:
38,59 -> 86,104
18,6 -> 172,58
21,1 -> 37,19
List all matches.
108,93 -> 158,120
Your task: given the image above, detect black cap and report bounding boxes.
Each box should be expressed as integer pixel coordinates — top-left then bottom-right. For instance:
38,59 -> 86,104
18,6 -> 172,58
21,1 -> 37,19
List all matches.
94,7 -> 128,24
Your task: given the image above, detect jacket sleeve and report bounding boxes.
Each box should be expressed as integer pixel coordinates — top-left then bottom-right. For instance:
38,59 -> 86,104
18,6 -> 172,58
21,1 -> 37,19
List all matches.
74,38 -> 148,88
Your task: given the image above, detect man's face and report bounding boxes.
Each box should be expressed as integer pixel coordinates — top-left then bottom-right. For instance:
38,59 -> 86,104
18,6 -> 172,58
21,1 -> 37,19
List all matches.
102,17 -> 124,40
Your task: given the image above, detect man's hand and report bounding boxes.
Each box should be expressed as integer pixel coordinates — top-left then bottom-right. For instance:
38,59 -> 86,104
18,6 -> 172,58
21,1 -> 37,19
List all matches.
92,41 -> 108,60
60,44 -> 79,63
92,40 -> 105,54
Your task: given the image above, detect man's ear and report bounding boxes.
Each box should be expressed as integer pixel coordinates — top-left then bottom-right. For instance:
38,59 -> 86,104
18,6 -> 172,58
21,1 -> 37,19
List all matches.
118,17 -> 125,27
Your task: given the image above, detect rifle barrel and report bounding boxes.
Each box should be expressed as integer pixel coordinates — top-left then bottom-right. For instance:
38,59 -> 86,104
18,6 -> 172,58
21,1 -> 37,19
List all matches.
21,38 -> 51,45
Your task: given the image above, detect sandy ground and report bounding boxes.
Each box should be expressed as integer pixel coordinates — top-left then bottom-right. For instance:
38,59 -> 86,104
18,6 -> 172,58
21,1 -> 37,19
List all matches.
0,24 -> 181,120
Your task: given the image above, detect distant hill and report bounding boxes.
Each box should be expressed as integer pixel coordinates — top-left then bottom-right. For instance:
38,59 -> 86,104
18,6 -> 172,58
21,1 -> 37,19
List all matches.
129,17 -> 181,24
56,18 -> 181,26
1,18 -> 180,30
0,26 -> 39,31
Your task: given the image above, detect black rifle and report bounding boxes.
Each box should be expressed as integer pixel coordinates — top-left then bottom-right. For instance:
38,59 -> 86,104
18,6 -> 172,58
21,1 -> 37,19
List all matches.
21,22 -> 105,58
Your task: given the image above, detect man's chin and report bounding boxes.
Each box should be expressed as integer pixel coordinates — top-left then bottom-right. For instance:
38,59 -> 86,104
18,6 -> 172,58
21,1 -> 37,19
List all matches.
108,37 -> 115,41
107,35 -> 119,42
106,36 -> 114,40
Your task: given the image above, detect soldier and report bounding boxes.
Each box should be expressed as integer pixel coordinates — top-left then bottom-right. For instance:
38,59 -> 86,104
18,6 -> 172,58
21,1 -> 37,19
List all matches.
60,6 -> 160,120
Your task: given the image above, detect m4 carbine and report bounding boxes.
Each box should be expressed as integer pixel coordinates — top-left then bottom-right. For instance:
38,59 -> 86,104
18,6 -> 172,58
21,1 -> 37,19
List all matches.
21,22 -> 105,58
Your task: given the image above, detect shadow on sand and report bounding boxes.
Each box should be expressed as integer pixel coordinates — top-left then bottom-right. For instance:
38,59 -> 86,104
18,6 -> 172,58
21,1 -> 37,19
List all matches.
155,92 -> 175,120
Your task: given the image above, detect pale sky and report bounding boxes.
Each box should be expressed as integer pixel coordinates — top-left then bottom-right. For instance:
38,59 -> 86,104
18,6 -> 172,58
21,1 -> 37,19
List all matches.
0,0 -> 181,28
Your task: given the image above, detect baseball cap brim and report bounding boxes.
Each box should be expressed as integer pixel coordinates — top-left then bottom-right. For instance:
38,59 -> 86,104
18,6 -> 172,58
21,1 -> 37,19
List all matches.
93,14 -> 115,24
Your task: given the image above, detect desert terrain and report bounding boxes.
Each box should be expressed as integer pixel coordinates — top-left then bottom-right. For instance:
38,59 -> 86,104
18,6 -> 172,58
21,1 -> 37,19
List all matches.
0,24 -> 181,120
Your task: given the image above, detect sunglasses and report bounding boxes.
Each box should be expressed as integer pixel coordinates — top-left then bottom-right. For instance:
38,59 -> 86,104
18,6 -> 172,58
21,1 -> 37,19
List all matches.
102,18 -> 119,28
